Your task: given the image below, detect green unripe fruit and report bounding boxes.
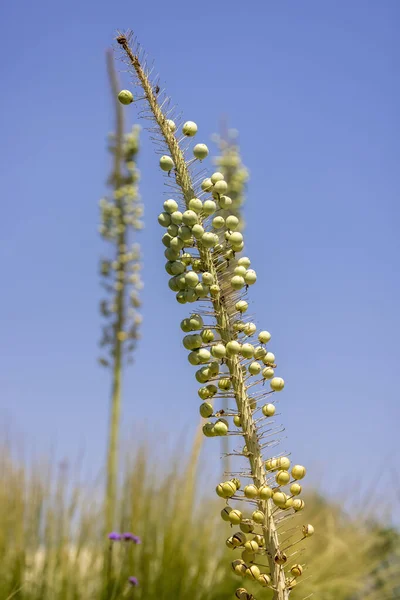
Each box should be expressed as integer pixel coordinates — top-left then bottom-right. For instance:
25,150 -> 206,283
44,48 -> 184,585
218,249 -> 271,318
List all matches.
258,330 -> 271,344
232,532 -> 246,547
170,236 -> 185,251
206,384 -> 218,396
222,481 -> 236,497
239,520 -> 254,534
170,210 -> 183,225
188,198 -> 203,213
181,252 -> 193,265
166,119 -> 176,132
170,260 -> 186,275
284,498 -> 294,509
201,329 -> 214,342
175,274 -> 186,290
259,485 -> 273,500
191,224 -> 204,239
262,403 -> 276,417
168,277 -> 179,292
195,368 -> 209,383
201,177 -> 213,191
202,200 -> 217,215
211,172 -> 224,183
231,477 -> 241,490
233,561 -> 247,577
244,540 -> 259,553
183,334 -> 202,350
293,499 -> 305,511
243,322 -> 256,336
193,143 -> 209,160
216,483 -> 225,497
195,282 -> 209,298
291,465 -> 306,480
182,210 -> 197,226
118,90 -> 134,104
163,198 -> 179,215
160,156 -> 174,172
258,574 -> 272,587
202,423 -> 215,437
214,420 -> 228,436
290,483 -> 302,496
188,351 -> 201,365
226,215 -> 239,230
228,509 -> 242,525
302,524 -> 314,537
254,346 -> 267,360
252,510 -> 265,524
245,565 -> 260,580
248,362 -> 261,375
189,314 -> 203,329
262,367 -> 274,380
237,256 -> 250,268
167,224 -> 179,237
243,485 -> 259,499
234,265 -> 247,277
162,233 -> 173,247
185,271 -> 199,288
241,343 -> 255,358
212,216 -> 225,229
241,551 -> 255,565
199,402 -> 213,418
229,231 -> 243,246
192,259 -> 204,272
272,492 -> 287,507
270,377 -> 285,391
252,535 -> 264,547
226,537 -> 235,549
182,121 -> 197,136
226,340 -> 241,356
235,300 -> 248,313
263,352 -> 275,364
265,457 -> 290,471
201,272 -> 213,285
218,378 -> 231,390
231,275 -> 245,290
233,415 -> 242,427
197,348 -> 211,363
211,343 -> 226,359
232,241 -> 244,252
176,291 -> 187,304
291,564 -> 303,577
158,212 -> 171,227
276,470 -> 291,485
244,269 -> 257,285
221,506 -> 232,521
213,179 -> 228,194
165,247 -> 180,261
208,362 -> 220,376
219,195 -> 232,208
210,284 -> 220,296
198,386 -> 212,400
201,232 -> 218,248
178,225 -> 193,242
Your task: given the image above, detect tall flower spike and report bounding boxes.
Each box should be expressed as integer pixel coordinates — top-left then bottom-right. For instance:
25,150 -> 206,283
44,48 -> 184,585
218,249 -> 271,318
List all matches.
116,32 -> 312,600
99,49 -> 143,534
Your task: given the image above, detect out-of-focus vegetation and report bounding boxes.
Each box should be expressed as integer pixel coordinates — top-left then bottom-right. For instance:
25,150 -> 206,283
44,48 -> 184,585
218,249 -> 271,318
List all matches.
1,438 -> 399,600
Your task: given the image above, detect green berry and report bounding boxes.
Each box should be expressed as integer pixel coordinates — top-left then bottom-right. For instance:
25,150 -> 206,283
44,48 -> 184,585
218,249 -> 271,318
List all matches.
248,362 -> 261,375
231,275 -> 245,290
228,509 -> 242,525
163,199 -> 179,214
202,272 -> 213,285
254,346 -> 267,360
243,485 -> 259,499
218,377 -> 231,390
165,247 -> 180,261
190,314 -> 204,329
170,210 -> 183,225
252,510 -> 265,524
234,265 -> 247,277
197,348 -> 211,363
191,224 -> 204,239
243,322 -> 256,336
213,180 -> 228,194
233,415 -> 242,427
192,259 -> 204,272
211,172 -> 224,183
185,271 -> 199,288
211,343 -> 226,359
270,377 -> 285,391
210,284 -> 220,296
203,423 -> 215,437
202,200 -> 217,215
201,178 -> 213,191
188,198 -> 203,213
167,225 -> 179,238
162,233 -> 172,247
158,212 -> 171,227
180,318 -> 192,332
170,236 -> 185,251
181,252 -> 192,265
291,465 -> 306,480
201,232 -> 218,248
196,367 -> 210,383
166,119 -> 176,132
235,300 -> 248,313
195,283 -> 210,298
244,269 -> 257,285
219,195 -> 232,208
182,121 -> 197,136
226,215 -> 239,230
168,277 -> 179,292
258,330 -> 271,344
229,232 -> 243,246
259,485 -> 273,500
212,216 -> 225,229
276,470 -> 291,485
182,210 -> 198,226
241,343 -> 255,359
237,257 -> 250,268
262,367 -> 274,379
160,155 -> 174,172
262,403 -> 275,417
263,352 -> 275,364
118,90 -> 134,105
290,483 -> 302,496
226,340 -> 241,356
193,143 -> 209,160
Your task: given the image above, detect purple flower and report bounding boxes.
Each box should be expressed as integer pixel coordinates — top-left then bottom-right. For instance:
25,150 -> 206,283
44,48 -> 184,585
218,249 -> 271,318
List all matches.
108,532 -> 122,541
128,576 -> 139,586
122,532 -> 141,544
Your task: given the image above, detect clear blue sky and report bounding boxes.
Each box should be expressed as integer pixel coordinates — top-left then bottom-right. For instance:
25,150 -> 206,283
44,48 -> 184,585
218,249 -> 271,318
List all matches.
0,2 -> 399,515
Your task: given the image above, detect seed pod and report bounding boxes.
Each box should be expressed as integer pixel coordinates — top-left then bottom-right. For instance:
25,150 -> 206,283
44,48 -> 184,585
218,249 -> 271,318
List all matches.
211,171 -> 224,183
263,352 -> 275,365
199,272 -> 212,286
284,497 -> 294,509
262,367 -> 274,380
216,483 -> 226,497
274,552 -> 287,565
181,210 -> 197,227
201,329 -> 214,343
198,386 -> 211,400
259,485 -> 273,500
292,499 -> 305,511
240,520 -> 254,534
243,484 -> 259,499
219,194 -> 232,208
221,506 -> 233,521
286,577 -> 297,590
198,348 -> 211,363
185,288 -> 197,303
118,89 -> 134,104
184,271 -> 199,288
193,143 -> 209,160
202,423 -> 215,437
235,588 -> 250,600
180,318 -> 192,332
201,232 -> 218,248
241,343 -> 255,359
245,565 -> 260,580
167,223 -> 179,237
195,368 -> 209,383
160,155 -> 174,172
180,252 -> 192,266
214,420 -> 228,436
192,259 -> 204,272
252,510 -> 265,524
241,550 -> 255,564
208,361 -> 220,376
184,334 -> 202,350
218,378 -> 231,390
189,313 -> 204,329
234,266 -> 247,278
210,284 -> 220,296
170,210 -> 183,225
182,121 -> 198,136
233,415 -> 242,427
269,376 -> 284,392
205,384 -> 218,396
226,215 -> 240,230
234,320 -> 246,332
212,216 -> 225,229
258,330 -> 271,344
276,470 -> 290,485
235,300 -> 248,313
272,492 -> 287,507
253,346 -> 267,360
158,212 -> 171,227
265,456 -> 290,471
258,573 -> 272,587
231,477 -> 241,490
166,119 -> 176,132
234,562 -> 247,577
201,177 -> 213,191
226,340 -> 241,356
291,465 -> 306,480
199,402 -> 213,418
211,343 -> 226,359
213,179 -> 228,195
244,269 -> 257,285
244,323 -> 256,337
262,403 -> 275,417
248,362 -> 261,375
222,480 -> 236,497
232,241 -> 244,252
170,236 -> 185,251
228,509 -> 242,525
195,282 -> 209,299
165,248 -> 180,262
302,524 -> 314,537
251,535 -> 264,547
237,256 -> 250,268
244,540 -> 260,552
202,200 -> 217,215
290,483 -> 302,496
226,536 -> 235,549
176,291 -> 187,304
232,558 -> 246,572
229,231 -> 243,246
168,277 -> 179,292
232,531 -> 246,546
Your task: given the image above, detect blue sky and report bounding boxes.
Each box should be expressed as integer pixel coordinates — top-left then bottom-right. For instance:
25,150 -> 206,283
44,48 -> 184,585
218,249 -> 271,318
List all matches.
0,2 -> 399,517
